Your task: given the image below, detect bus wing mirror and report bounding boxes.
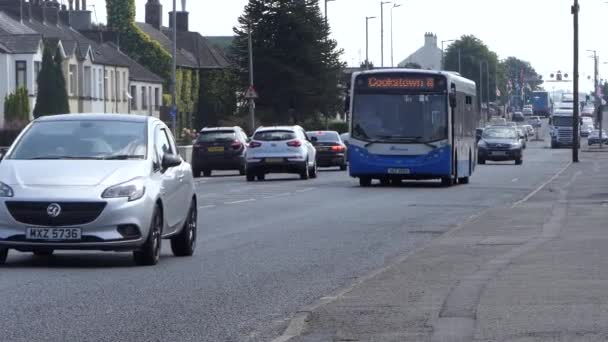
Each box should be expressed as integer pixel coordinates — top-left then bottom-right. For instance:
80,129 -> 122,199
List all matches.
344,95 -> 351,113
449,93 -> 457,108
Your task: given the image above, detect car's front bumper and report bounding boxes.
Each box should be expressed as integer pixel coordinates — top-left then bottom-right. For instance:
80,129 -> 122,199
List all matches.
478,147 -> 522,161
0,193 -> 155,252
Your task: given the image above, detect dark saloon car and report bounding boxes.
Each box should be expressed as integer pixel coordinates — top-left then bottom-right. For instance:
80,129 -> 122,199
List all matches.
588,130 -> 608,146
191,127 -> 249,177
307,131 -> 347,170
477,126 -> 524,165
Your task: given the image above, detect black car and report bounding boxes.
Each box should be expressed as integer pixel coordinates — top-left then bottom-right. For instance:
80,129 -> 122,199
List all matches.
478,126 -> 524,165
307,131 -> 347,170
191,127 -> 249,177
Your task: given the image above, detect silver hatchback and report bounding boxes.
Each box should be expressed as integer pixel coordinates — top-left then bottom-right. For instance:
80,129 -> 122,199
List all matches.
0,114 -> 197,266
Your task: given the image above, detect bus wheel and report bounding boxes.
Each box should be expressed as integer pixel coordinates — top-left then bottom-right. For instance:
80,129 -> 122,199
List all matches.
441,176 -> 454,187
379,178 -> 390,186
359,177 -> 372,187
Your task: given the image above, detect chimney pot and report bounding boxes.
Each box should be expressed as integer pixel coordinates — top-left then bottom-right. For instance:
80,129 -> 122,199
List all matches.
145,0 -> 162,29
169,11 -> 189,32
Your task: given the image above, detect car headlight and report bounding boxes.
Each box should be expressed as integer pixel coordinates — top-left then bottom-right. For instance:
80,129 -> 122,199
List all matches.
511,142 -> 522,148
0,182 -> 14,197
102,178 -> 146,202
478,140 -> 487,148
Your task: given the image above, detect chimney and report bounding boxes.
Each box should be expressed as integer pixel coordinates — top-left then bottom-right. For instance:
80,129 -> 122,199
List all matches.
67,0 -> 72,10
0,0 -> 21,20
43,0 -> 60,25
145,0 -> 162,29
23,0 -> 31,21
424,32 -> 437,47
75,0 -> 79,10
59,3 -> 69,25
82,0 -> 86,10
169,11 -> 188,32
70,9 -> 91,30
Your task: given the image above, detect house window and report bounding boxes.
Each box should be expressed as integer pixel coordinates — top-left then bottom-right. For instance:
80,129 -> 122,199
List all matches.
84,66 -> 92,97
68,64 -> 77,96
131,85 -> 137,110
122,71 -> 127,101
97,69 -> 103,99
104,70 -> 109,100
15,61 -> 27,89
109,70 -> 115,101
154,88 -> 160,110
141,86 -> 148,109
34,61 -> 41,93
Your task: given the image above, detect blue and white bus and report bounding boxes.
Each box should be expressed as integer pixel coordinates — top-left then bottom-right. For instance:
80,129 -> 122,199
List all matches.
347,69 -> 481,187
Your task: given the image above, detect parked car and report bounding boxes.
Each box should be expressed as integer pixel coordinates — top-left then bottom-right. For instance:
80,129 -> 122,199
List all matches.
477,126 -> 524,165
307,131 -> 347,170
191,127 -> 248,177
528,116 -> 542,128
588,130 -> 608,146
0,114 -> 197,266
522,107 -> 534,116
245,126 -> 317,181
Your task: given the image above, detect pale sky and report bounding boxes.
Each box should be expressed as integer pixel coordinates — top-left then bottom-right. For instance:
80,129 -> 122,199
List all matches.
86,0 -> 608,92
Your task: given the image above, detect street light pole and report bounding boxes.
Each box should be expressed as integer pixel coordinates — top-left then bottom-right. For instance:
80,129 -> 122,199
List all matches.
390,3 -> 402,68
171,0 -> 177,136
441,39 -> 455,70
380,1 -> 392,68
572,0 -> 580,162
365,16 -> 376,69
248,24 -> 255,133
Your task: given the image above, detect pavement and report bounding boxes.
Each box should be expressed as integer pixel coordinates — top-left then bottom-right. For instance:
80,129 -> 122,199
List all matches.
288,151 -> 608,341
0,123 -> 585,342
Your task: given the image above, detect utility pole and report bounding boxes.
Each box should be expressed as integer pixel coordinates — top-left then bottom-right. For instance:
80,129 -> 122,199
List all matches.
479,61 -> 484,117
572,0 -> 580,162
380,2 -> 391,68
390,3 -> 401,68
365,16 -> 376,69
458,49 -> 461,73
248,24 -> 256,133
441,40 -> 455,70
171,0 -> 177,136
324,0 -> 335,27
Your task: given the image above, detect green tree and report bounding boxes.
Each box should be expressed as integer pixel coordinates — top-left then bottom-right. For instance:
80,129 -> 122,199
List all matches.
231,0 -> 345,124
444,35 -> 501,103
197,69 -> 240,129
4,88 -> 31,125
34,47 -> 58,117
106,0 -> 171,82
53,49 -> 70,114
501,56 -> 543,105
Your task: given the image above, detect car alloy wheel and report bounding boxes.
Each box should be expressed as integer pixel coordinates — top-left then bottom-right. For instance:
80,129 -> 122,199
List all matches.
300,160 -> 310,180
134,207 -> 162,266
171,200 -> 197,257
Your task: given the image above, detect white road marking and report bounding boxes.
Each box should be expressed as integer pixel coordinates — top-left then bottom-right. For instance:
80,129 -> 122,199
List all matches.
511,178 -> 519,182
263,193 -> 291,199
198,205 -> 216,209
225,199 -> 256,205
513,162 -> 572,207
295,187 -> 316,193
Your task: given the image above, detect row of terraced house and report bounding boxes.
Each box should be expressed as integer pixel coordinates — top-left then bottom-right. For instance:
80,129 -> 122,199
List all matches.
0,0 -> 231,128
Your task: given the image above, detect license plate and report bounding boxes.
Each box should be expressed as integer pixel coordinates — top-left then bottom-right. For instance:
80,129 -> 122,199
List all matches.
208,146 -> 224,152
490,151 -> 507,156
265,158 -> 284,163
388,168 -> 410,175
26,227 -> 82,241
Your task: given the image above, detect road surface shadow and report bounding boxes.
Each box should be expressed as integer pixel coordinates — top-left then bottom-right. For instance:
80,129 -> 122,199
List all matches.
1,252 -> 145,268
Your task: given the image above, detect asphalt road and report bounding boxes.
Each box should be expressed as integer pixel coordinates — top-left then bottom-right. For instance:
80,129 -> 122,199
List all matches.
0,126 -> 573,342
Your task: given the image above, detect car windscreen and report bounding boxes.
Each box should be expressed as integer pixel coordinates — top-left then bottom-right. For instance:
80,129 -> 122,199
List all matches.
352,94 -> 447,143
197,131 -> 236,143
8,120 -> 147,160
307,131 -> 340,143
253,130 -> 297,141
482,128 -> 518,139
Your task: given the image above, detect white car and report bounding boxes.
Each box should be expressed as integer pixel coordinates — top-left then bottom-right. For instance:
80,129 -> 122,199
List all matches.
245,126 -> 317,181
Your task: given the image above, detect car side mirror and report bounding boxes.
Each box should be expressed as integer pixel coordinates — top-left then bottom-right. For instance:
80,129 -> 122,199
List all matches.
449,83 -> 457,108
162,153 -> 182,169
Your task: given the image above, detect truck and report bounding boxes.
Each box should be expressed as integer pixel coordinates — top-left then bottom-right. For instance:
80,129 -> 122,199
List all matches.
550,109 -> 579,148
531,91 -> 553,118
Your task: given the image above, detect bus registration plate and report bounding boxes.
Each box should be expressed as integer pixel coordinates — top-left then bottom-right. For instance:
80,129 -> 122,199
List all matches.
388,168 -> 410,175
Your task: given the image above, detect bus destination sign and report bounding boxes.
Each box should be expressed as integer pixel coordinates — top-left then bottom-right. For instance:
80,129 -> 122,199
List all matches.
356,74 -> 444,92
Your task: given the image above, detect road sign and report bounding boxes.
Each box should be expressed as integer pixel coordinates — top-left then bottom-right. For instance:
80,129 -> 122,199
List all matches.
169,105 -> 177,119
244,86 -> 259,100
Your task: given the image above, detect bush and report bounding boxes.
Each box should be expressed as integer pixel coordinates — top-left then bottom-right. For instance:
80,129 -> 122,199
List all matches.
328,120 -> 348,133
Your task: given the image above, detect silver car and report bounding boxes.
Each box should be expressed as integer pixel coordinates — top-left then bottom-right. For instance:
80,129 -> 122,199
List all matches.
0,114 -> 197,266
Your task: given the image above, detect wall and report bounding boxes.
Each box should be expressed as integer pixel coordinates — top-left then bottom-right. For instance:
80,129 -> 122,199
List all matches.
0,48 -> 42,127
103,66 -> 129,114
63,54 -> 80,114
129,80 -> 162,118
